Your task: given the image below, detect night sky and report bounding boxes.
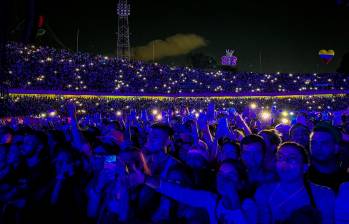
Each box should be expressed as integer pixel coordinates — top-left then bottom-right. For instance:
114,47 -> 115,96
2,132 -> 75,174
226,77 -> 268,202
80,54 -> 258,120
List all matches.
8,0 -> 349,73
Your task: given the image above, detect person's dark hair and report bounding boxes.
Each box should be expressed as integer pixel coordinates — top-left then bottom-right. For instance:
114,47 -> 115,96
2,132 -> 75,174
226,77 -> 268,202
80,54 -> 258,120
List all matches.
16,126 -> 32,134
219,137 -> 240,154
170,115 -> 182,124
25,129 -> 48,148
108,120 -> 124,132
13,128 -> 27,137
289,124 -> 310,137
258,129 -> 282,146
48,130 -> 66,144
312,125 -> 341,144
54,146 -> 75,162
240,134 -> 267,155
121,146 -> 140,153
184,119 -> 195,129
25,129 -> 49,158
277,142 -> 316,208
277,142 -> 309,164
0,126 -> 14,136
151,122 -> 174,137
130,126 -> 141,147
80,129 -> 97,146
102,118 -> 110,126
165,163 -> 194,187
94,142 -> 120,155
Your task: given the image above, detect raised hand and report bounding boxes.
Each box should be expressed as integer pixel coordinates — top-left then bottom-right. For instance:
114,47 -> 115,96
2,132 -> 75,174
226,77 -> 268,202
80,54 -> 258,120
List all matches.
191,120 -> 200,145
66,102 -> 77,118
216,117 -> 230,139
207,102 -> 215,121
141,109 -> 148,122
234,113 -> 245,128
130,109 -> 137,121
234,113 -> 252,135
197,113 -> 208,130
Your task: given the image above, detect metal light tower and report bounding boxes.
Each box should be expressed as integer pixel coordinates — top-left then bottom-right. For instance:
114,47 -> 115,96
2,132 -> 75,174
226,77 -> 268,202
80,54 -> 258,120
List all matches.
116,0 -> 131,59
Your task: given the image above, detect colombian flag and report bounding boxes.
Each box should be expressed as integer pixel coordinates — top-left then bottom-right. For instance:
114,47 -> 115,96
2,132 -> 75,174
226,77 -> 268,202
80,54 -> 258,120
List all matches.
319,50 -> 335,64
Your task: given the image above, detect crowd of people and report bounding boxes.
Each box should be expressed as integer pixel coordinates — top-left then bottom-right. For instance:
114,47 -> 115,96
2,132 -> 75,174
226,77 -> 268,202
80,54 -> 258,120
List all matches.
2,94 -> 349,118
0,100 -> 349,223
1,41 -> 349,223
3,42 -> 349,94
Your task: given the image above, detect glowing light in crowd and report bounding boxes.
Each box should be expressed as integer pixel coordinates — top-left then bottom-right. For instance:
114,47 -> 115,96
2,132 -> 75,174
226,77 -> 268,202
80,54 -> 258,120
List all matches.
40,113 -> 47,118
156,114 -> 162,121
250,103 -> 257,109
152,109 -> 159,115
289,112 -> 295,116
281,118 -> 290,124
49,111 -> 57,117
261,111 -> 271,120
281,111 -> 288,117
116,111 -> 122,116
195,112 -> 200,118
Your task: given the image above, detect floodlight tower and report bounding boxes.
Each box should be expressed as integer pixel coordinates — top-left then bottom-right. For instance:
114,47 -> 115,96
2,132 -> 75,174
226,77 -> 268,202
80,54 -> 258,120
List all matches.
116,0 -> 131,59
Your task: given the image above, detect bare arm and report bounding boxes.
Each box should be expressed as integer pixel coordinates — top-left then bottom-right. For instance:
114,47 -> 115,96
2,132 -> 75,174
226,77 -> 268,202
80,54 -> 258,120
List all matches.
235,114 -> 252,136
145,176 -> 217,210
67,103 -> 91,156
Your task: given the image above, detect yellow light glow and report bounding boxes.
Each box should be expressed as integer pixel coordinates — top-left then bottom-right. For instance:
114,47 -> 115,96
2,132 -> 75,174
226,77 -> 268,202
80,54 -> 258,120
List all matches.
9,92 -> 346,101
49,111 -> 57,117
261,111 -> 271,120
152,109 -> 158,115
116,111 -> 122,116
156,114 -> 162,121
281,111 -> 288,117
281,118 -> 290,124
250,103 -> 257,109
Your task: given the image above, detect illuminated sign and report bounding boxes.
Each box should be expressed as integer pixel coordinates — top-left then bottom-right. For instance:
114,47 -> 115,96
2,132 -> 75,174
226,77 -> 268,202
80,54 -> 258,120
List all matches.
221,49 -> 238,66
